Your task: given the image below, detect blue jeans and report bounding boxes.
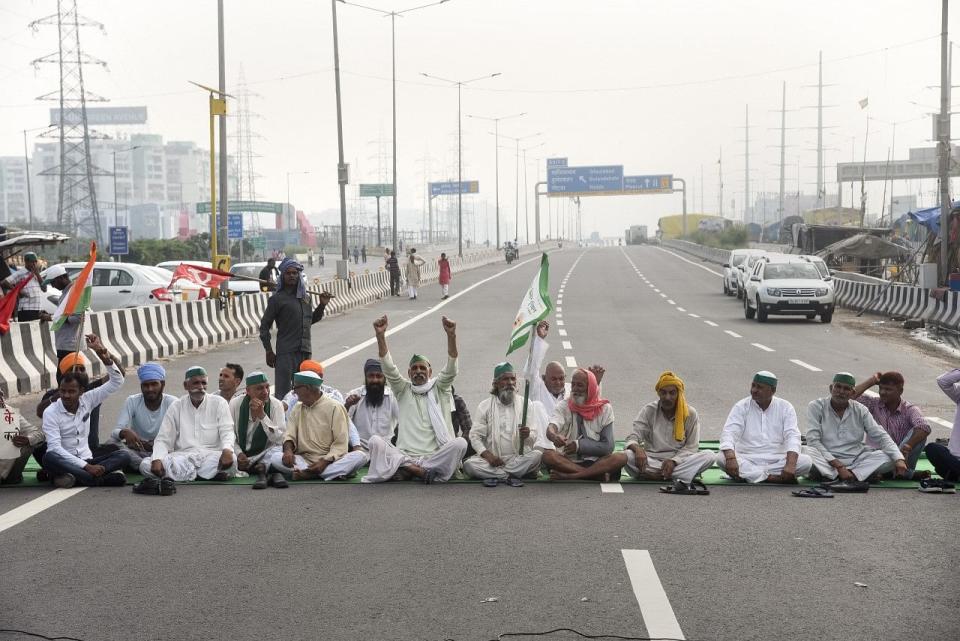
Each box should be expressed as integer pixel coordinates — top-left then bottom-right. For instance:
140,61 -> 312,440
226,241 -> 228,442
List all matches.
42,449 -> 131,486
925,443 -> 960,481
899,429 -> 927,478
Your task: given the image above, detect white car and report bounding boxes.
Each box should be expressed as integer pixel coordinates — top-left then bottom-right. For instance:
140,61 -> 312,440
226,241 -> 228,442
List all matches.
42,262 -> 176,310
723,249 -> 765,297
228,262 -> 271,295
736,251 -> 770,299
743,255 -> 835,323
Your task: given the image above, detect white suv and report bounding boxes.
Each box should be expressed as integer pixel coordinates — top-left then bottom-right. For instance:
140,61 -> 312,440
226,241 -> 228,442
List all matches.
744,256 -> 835,323
723,249 -> 764,297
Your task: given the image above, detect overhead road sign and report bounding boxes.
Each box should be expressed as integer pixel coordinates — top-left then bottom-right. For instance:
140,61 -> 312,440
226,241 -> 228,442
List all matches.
196,200 -> 284,214
109,226 -> 129,255
546,158 -> 568,168
50,106 -> 148,126
359,184 -> 395,198
429,181 -> 480,196
624,174 -> 673,193
227,213 -> 243,240
547,165 -> 623,195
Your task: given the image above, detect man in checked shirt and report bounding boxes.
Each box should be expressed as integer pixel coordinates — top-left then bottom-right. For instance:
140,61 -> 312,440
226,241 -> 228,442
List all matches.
851,371 -> 932,480
1,252 -> 50,323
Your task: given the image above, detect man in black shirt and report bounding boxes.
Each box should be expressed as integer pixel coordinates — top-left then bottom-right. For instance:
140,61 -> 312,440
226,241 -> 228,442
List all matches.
258,258 -> 279,292
386,250 -> 401,297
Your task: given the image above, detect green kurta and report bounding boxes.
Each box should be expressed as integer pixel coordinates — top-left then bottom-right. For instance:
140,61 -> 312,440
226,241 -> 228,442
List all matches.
382,351 -> 457,456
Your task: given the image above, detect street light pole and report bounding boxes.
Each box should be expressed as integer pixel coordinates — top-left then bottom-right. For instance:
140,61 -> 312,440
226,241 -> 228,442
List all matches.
217,0 -> 229,258
465,111 -> 525,249
22,130 -> 34,228
331,0 -> 349,270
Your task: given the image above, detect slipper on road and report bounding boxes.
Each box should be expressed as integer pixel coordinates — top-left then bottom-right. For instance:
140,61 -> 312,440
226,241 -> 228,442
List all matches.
822,480 -> 869,493
483,478 -> 499,488
659,480 -> 710,495
792,486 -> 834,498
918,478 -> 957,494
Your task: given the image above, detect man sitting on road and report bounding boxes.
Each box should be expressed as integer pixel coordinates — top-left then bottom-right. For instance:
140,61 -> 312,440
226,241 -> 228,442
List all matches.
217,363 -> 244,402
111,363 -> 177,472
284,359 -> 368,458
523,321 -> 567,416
462,362 -> 545,486
542,368 -> 620,482
927,368 -> 960,482
619,372 -> 715,485
717,371 -> 812,484
803,372 -> 907,490
230,371 -> 286,489
135,366 -> 237,495
344,359 -> 399,448
40,334 -> 130,488
268,371 -> 368,483
363,315 -> 467,483
851,371 -> 931,479
0,388 -> 44,485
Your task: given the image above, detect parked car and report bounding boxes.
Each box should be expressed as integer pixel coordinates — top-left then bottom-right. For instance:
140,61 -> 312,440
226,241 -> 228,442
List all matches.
736,251 -> 770,299
796,255 -> 831,280
42,262 -> 176,310
228,261 -> 270,295
723,249 -> 765,296
743,255 -> 835,324
155,260 -> 212,299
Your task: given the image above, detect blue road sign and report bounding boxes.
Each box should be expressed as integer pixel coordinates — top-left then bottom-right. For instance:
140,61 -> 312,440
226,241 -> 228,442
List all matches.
623,174 -> 673,193
109,226 -> 129,255
228,213 -> 243,240
547,165 -> 623,194
429,181 -> 480,196
546,157 -> 568,168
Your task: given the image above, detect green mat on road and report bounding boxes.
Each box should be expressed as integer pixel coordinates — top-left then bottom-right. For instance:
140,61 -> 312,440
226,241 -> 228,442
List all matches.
2,441 -> 938,490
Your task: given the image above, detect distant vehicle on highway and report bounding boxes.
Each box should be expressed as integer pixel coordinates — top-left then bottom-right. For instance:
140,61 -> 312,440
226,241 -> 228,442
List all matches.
228,261 -> 269,294
723,248 -> 765,297
743,255 -> 835,324
42,262 -> 175,310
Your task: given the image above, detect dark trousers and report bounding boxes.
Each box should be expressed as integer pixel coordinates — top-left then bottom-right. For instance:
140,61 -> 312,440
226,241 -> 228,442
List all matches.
275,351 -> 307,402
16,310 -> 41,322
389,272 -> 400,296
925,443 -> 960,481
41,449 -> 131,486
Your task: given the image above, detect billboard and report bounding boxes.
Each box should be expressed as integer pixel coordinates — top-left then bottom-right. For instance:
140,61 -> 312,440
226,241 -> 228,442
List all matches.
49,106 -> 148,126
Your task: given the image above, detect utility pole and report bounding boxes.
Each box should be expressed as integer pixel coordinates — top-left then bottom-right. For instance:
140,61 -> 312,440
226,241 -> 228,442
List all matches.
778,81 -> 787,227
718,147 -> 724,220
744,105 -> 750,223
939,0 -> 952,282
217,0 -> 229,258
22,130 -> 33,227
816,50 -> 824,208
331,0 -> 350,269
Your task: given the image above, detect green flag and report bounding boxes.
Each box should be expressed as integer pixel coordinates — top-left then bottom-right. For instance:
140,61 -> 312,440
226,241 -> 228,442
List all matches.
506,253 -> 553,356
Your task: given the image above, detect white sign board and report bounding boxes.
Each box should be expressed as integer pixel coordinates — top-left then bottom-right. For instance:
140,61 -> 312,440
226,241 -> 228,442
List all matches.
0,406 -> 22,459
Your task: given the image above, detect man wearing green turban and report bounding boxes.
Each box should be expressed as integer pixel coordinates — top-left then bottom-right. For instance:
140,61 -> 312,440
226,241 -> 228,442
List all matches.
229,372 -> 287,489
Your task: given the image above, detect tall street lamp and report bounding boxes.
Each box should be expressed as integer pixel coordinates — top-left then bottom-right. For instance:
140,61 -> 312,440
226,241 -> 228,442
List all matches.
498,131 -> 541,244
331,0 -> 350,275
339,0 -> 451,255
465,111 -> 525,249
421,71 -> 501,257
112,145 -> 140,230
520,141 -> 544,244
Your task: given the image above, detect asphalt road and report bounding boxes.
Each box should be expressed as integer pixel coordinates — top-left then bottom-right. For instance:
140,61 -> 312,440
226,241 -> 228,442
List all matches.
1,245 -> 957,641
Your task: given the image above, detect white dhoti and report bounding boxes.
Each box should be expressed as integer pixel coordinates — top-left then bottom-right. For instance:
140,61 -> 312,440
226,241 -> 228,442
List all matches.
802,446 -> 893,481
713,451 -> 813,483
624,450 -> 715,484
140,449 -> 238,482
265,449 -> 369,480
462,451 -> 542,480
362,434 -> 467,483
242,445 -> 282,471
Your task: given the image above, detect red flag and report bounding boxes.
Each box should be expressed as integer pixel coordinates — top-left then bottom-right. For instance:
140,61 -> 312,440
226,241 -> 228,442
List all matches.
0,274 -> 32,334
169,263 -> 233,289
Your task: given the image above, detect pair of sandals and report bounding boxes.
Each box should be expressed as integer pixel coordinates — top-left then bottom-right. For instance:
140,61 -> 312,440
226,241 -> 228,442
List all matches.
918,478 -> 956,493
482,477 -> 524,488
793,478 -> 870,497
658,479 -> 709,495
132,477 -> 176,496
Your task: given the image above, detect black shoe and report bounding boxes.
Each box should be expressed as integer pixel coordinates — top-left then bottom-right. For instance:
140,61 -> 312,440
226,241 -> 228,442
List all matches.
823,479 -> 869,493
269,472 -> 289,489
36,469 -> 50,483
53,473 -> 76,489
252,466 -> 268,490
132,478 -> 160,495
99,471 -> 126,487
159,478 -> 177,496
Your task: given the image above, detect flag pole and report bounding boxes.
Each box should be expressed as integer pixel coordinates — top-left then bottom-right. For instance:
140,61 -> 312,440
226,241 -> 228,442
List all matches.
70,309 -> 86,373
518,323 -> 537,456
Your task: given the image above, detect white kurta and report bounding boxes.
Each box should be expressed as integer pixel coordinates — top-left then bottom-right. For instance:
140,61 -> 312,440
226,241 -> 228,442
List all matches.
142,394 -> 237,481
717,396 -> 812,483
346,385 -> 399,447
522,335 -> 566,417
462,394 -> 545,480
229,394 -> 286,468
544,402 -> 615,462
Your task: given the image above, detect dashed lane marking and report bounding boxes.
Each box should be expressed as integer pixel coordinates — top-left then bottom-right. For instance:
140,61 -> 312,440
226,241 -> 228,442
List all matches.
751,343 -> 775,352
556,313 -> 563,318
724,330 -> 742,338
688,313 -> 700,318
557,320 -> 565,326
621,550 -> 686,640
667,299 -> 675,305
704,320 -> 719,327
557,306 -> 562,312
659,293 -> 667,298
600,483 -> 624,494
558,329 -> 568,336
928,416 -> 953,428
790,359 -> 822,372
562,341 -> 573,350
565,356 -> 578,368
676,307 -> 686,312
654,288 -> 661,293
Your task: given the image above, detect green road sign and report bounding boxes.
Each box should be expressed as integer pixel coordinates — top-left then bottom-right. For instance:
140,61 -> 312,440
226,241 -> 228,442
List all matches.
196,200 -> 284,214
359,183 -> 394,198
250,236 -> 266,249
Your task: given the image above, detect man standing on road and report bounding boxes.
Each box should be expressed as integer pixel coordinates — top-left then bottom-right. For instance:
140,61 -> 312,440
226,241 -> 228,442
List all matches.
462,362 -> 544,486
43,265 -> 78,361
927,368 -> 960,481
259,257 -> 332,401
0,389 -> 44,485
1,252 -> 48,323
386,250 -> 401,297
40,334 -> 129,488
363,315 -> 467,483
717,371 -> 812,484
344,359 -> 399,448
258,258 -> 279,293
352,246 -> 359,264
111,363 -> 177,472
361,246 -> 367,263
438,253 -> 451,300
523,321 -> 568,416
269,371 -> 368,482
619,372 -> 715,485
803,372 -> 907,490
542,368 -> 621,482
851,371 -> 931,479
230,371 -> 286,489
217,363 -> 245,402
405,249 -> 425,300
135,366 -> 236,495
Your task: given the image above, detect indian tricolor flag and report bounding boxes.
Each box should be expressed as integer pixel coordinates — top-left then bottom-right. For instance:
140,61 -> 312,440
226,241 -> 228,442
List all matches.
51,241 -> 96,331
506,252 -> 553,355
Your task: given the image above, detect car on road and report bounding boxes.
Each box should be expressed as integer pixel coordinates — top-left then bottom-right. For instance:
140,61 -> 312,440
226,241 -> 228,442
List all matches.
723,249 -> 765,296
228,261 -> 271,294
743,255 -> 835,323
735,251 -> 770,299
42,262 -> 176,310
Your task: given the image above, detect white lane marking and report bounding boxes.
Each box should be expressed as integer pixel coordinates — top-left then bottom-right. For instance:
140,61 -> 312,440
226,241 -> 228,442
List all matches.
862,389 -> 879,397
320,253 -> 544,368
558,329 -> 568,336
557,306 -> 563,312
704,320 -> 718,327
659,293 -> 667,298
928,416 -> 953,428
0,488 -> 87,535
724,330 -> 742,338
621,550 -> 686,640
557,320 -> 565,326
565,356 -> 578,368
654,245 -> 723,277
751,343 -> 775,352
562,341 -> 573,350
667,299 -> 675,305
790,359 -> 822,372
556,313 -> 563,319
654,288 -> 661,293
600,483 -> 624,494
676,307 -> 686,312
688,313 -> 700,318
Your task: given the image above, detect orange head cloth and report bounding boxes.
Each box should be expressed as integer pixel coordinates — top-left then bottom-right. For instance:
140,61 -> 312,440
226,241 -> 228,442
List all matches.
59,352 -> 90,374
299,359 -> 324,376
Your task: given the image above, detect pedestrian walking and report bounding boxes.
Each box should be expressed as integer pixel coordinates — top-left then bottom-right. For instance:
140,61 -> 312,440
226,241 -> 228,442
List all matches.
386,250 -> 401,296
361,246 -> 367,263
438,252 -> 452,300
352,246 -> 360,264
405,249 -> 425,300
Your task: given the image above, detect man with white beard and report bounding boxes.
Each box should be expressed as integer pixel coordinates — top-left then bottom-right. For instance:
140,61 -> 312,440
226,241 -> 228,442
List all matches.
463,362 -> 545,486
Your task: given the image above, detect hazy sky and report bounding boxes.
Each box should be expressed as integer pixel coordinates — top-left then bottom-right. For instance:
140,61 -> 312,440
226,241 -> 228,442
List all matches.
0,0 -> 957,237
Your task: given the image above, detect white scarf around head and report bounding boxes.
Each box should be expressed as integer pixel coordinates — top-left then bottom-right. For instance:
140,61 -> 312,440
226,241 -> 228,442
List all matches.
410,376 -> 450,447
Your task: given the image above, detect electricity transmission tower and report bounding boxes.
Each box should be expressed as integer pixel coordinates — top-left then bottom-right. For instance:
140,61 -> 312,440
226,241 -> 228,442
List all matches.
231,66 -> 264,234
30,0 -> 109,245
